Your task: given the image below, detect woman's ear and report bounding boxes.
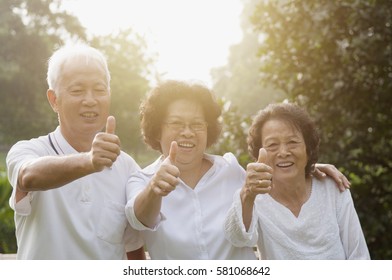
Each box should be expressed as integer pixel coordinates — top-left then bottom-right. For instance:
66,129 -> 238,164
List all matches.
47,89 -> 58,113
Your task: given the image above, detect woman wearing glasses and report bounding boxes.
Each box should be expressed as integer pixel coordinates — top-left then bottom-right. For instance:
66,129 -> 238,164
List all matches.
124,80 -> 350,259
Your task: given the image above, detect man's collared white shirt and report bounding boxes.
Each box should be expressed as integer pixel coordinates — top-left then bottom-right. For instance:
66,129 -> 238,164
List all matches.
7,127 -> 143,259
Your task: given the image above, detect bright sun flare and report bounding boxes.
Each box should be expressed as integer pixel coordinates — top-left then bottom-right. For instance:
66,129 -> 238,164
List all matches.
62,0 -> 243,85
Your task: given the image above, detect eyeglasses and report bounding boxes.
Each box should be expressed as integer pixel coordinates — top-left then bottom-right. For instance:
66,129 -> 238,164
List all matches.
164,120 -> 208,132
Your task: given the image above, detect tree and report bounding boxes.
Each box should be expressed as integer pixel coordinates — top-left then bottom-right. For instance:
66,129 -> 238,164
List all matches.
0,1 -> 157,166
0,0 -> 86,147
211,0 -> 286,116
0,1 -> 157,252
90,29 -> 157,163
208,98 -> 252,167
0,0 -> 85,253
251,0 -> 392,259
0,169 -> 15,253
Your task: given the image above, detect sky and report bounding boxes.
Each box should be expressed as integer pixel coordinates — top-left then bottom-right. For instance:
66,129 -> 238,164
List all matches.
62,0 -> 243,86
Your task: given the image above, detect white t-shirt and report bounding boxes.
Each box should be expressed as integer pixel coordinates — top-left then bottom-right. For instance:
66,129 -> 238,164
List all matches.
125,153 -> 257,260
6,127 -> 143,259
224,177 -> 370,259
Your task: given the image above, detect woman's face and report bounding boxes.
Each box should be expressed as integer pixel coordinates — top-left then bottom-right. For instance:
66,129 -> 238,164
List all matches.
160,98 -> 208,169
261,119 -> 308,182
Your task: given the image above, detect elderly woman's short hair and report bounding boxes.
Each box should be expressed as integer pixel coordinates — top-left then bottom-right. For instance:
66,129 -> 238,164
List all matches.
248,102 -> 320,176
140,80 -> 222,152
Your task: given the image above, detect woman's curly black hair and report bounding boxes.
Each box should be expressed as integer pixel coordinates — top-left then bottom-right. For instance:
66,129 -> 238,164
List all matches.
248,102 -> 320,176
139,80 -> 222,152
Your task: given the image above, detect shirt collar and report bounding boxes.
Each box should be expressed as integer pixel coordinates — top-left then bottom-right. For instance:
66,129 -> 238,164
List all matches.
51,126 -> 79,155
141,153 -> 218,176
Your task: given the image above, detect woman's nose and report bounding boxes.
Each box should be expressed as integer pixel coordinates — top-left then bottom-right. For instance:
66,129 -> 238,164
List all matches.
180,124 -> 195,136
277,144 -> 290,156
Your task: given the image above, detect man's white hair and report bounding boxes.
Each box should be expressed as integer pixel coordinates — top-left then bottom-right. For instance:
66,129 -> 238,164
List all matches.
46,43 -> 111,93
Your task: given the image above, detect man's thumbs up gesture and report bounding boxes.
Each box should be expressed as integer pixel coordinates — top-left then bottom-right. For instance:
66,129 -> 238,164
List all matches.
90,116 -> 121,171
150,141 -> 180,196
105,115 -> 116,134
243,148 -> 273,199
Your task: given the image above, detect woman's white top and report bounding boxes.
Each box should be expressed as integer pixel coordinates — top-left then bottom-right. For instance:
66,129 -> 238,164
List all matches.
224,177 -> 370,259
125,153 -> 257,260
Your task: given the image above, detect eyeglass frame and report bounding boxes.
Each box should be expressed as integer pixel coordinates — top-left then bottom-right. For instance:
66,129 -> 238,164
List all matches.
163,120 -> 208,132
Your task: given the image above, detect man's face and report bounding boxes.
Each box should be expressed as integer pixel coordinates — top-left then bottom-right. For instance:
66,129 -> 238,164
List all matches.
51,57 -> 110,141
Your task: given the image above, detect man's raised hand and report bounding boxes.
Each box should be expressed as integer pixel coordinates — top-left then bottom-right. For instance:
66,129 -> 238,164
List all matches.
90,116 -> 121,171
105,115 -> 116,134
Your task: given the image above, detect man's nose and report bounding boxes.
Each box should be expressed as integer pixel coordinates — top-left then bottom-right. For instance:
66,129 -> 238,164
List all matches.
82,90 -> 98,105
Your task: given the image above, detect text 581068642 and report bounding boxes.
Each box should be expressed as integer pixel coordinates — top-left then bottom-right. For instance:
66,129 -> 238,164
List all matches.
216,266 -> 270,276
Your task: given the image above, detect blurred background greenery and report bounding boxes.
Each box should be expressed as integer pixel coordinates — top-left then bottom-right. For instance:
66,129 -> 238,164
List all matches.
1,0 -> 391,259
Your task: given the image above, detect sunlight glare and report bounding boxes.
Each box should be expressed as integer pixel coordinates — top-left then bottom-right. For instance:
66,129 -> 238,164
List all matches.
62,0 -> 243,85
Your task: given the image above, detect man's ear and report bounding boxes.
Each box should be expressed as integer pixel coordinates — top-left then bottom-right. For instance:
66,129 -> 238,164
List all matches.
47,89 -> 58,113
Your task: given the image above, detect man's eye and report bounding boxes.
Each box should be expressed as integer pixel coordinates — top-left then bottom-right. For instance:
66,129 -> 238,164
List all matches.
172,122 -> 183,127
94,88 -> 107,95
166,121 -> 183,128
70,89 -> 84,95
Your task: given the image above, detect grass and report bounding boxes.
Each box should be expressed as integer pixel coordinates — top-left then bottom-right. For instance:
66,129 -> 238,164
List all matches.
0,151 -> 6,171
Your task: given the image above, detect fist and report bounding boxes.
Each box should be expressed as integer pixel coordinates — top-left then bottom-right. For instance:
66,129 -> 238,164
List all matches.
150,141 -> 180,196
90,116 -> 121,171
244,148 -> 273,197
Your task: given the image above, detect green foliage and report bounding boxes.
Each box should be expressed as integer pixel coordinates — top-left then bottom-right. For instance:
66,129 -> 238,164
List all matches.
0,0 -> 86,146
0,170 -> 16,253
0,0 -> 156,163
251,0 -> 392,259
0,1 -> 156,254
0,1 -> 86,253
211,0 -> 287,116
209,98 -> 252,167
90,29 -> 156,161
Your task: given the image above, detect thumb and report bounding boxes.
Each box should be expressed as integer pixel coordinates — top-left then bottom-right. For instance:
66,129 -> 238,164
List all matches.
257,147 -> 268,163
168,141 -> 178,164
105,116 -> 116,134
